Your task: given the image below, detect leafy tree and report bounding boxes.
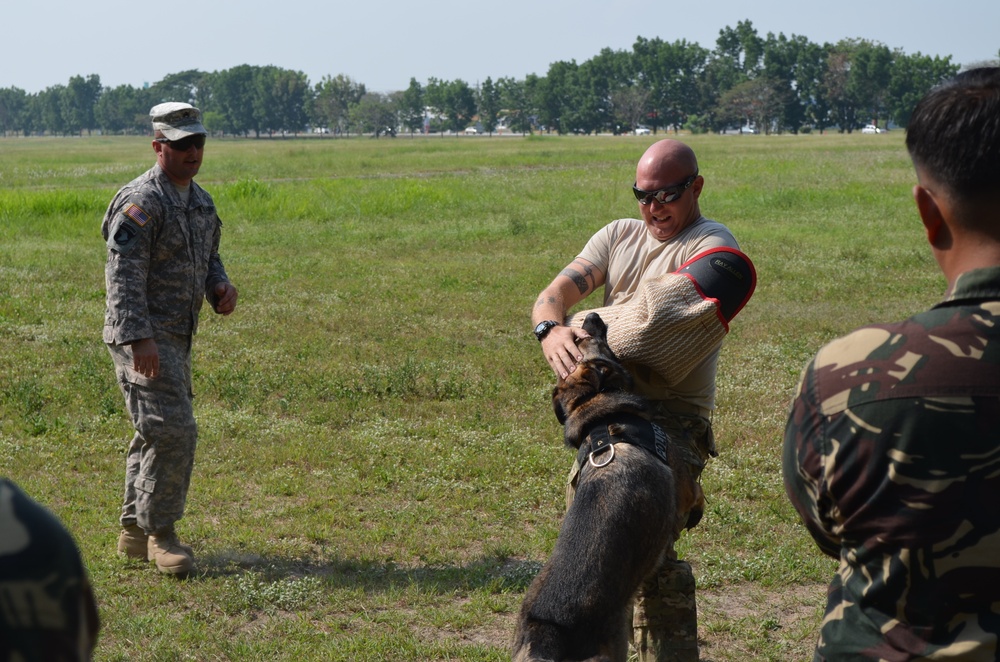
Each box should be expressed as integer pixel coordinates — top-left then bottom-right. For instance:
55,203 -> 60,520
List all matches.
252,66 -> 311,135
717,78 -> 782,132
312,74 -> 366,135
0,87 -> 28,136
95,84 -> 148,135
822,46 -> 857,132
610,86 -> 650,133
535,61 -> 577,133
476,76 -> 501,134
762,33 -> 826,133
700,20 -> 767,132
62,74 -> 101,135
888,51 -> 957,127
349,92 -> 397,136
200,111 -> 227,135
848,40 -> 894,128
820,39 -> 894,132
497,76 -> 535,134
424,78 -> 476,132
209,65 -> 258,137
23,94 -> 43,137
633,36 -> 710,132
148,70 -> 205,107
713,20 -> 765,85
581,47 -> 635,133
37,85 -> 67,136
397,78 -> 425,134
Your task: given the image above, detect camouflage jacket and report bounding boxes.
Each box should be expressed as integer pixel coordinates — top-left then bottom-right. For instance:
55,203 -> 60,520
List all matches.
102,164 -> 230,345
783,267 -> 1000,661
0,479 -> 100,660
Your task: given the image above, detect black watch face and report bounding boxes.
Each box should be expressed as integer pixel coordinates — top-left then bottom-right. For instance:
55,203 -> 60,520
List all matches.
535,321 -> 555,339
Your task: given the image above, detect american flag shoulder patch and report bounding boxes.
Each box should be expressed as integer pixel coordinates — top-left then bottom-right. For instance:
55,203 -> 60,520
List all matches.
123,203 -> 151,226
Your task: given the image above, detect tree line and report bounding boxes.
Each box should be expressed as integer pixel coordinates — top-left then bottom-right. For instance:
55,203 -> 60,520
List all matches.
0,21 -> 983,139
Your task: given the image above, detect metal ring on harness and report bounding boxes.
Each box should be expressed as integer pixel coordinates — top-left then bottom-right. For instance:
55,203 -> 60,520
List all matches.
588,443 -> 615,468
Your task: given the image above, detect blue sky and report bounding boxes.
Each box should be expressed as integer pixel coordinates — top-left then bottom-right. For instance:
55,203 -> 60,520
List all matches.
6,0 -> 997,94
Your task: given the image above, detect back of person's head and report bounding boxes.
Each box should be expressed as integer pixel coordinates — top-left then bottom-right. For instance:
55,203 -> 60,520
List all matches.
1,479 -> 99,660
905,67 -> 1000,202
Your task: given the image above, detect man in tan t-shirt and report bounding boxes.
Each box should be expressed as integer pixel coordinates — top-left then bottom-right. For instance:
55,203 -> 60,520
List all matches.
532,138 -> 741,662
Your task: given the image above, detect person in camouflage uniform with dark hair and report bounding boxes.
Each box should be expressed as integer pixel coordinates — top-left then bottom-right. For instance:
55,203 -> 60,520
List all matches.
103,102 -> 238,577
1,478 -> 100,660
783,67 -> 1000,661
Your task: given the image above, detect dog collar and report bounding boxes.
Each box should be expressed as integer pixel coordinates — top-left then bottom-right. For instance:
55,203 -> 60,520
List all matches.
577,414 -> 670,471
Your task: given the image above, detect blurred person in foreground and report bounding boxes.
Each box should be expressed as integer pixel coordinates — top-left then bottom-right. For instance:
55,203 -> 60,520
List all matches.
532,138 -> 755,661
102,102 -> 238,577
0,478 -> 100,660
783,67 -> 1000,661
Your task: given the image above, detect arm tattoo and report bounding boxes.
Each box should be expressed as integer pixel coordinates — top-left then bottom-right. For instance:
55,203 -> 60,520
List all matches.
560,260 -> 595,295
533,295 -> 559,310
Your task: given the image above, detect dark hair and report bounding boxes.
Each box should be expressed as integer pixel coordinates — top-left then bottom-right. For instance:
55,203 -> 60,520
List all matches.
905,67 -> 1000,200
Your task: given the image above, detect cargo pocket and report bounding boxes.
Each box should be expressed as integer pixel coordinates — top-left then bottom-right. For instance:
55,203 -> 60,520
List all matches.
135,474 -> 156,496
119,375 -> 166,435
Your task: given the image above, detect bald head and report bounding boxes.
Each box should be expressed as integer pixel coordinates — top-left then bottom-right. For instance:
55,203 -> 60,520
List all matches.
636,139 -> 699,186
633,139 -> 704,242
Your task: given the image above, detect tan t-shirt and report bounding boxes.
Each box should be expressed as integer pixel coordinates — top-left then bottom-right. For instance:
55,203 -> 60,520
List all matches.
576,216 -> 739,412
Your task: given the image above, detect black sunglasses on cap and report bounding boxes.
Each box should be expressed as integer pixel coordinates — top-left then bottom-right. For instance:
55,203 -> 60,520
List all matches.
156,134 -> 206,151
632,172 -> 698,205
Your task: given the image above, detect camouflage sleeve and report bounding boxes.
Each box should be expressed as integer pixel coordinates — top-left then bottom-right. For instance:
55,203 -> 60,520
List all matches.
102,190 -> 156,345
782,359 -> 841,559
204,213 -> 230,305
0,480 -> 100,660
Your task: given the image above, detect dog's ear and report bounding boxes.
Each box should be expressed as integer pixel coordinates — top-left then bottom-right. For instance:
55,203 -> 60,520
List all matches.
552,387 -> 568,424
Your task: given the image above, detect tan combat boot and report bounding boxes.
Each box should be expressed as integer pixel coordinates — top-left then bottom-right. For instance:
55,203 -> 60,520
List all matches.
118,524 -> 193,559
117,524 -> 149,559
147,530 -> 195,576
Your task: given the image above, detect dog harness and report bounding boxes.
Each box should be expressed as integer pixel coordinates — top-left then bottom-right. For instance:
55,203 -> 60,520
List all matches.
577,413 -> 670,471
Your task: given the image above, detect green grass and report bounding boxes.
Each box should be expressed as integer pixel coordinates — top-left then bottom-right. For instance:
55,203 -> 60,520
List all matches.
0,132 -> 933,660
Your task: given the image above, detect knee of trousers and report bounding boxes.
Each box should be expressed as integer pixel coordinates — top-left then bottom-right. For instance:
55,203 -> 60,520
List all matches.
633,559 -> 698,629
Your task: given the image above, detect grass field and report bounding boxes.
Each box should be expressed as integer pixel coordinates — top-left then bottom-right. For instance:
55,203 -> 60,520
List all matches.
0,131 -> 941,660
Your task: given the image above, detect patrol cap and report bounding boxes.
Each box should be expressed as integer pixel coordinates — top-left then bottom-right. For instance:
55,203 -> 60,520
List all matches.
150,102 -> 207,140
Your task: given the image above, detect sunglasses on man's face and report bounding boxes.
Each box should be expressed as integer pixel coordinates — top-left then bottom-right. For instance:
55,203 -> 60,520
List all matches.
156,135 -> 206,151
632,173 -> 698,205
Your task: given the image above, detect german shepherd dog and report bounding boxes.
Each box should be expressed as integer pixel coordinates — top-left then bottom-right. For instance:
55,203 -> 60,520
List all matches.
512,312 -> 704,662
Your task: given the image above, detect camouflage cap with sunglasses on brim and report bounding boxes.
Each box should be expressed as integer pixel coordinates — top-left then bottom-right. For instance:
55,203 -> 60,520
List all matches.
150,102 -> 207,141
566,247 -> 756,387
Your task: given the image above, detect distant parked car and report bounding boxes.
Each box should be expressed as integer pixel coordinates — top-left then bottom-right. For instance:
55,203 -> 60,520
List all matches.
465,126 -> 482,135
634,126 -> 651,135
861,124 -> 883,134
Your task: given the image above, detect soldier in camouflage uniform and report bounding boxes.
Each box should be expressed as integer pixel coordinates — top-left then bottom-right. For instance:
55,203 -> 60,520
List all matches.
1,478 -> 100,660
102,102 -> 238,577
533,139 -> 744,661
783,67 -> 1000,661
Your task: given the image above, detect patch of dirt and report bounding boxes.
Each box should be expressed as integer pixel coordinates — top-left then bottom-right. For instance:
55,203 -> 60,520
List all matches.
698,582 -> 827,661
436,582 -> 827,660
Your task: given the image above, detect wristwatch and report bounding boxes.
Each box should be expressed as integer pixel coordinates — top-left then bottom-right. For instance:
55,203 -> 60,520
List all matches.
533,320 -> 560,342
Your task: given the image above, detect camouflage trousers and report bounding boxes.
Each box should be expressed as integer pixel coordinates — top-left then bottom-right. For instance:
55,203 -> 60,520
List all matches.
567,404 -> 714,662
107,333 -> 198,535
